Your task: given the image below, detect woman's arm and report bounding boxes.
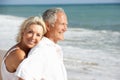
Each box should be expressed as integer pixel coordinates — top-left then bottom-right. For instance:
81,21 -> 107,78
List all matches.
19,78 -> 24,80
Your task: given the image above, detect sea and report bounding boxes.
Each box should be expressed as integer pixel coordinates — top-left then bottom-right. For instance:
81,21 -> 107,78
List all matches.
0,4 -> 120,80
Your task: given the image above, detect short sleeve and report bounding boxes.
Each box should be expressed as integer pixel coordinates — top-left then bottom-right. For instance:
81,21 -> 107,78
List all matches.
15,47 -> 45,80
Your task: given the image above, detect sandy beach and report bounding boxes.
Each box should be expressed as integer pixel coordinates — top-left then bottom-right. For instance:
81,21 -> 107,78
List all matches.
0,49 -> 6,80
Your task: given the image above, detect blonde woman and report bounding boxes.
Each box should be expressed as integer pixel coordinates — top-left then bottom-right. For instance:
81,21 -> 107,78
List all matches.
1,16 -> 46,80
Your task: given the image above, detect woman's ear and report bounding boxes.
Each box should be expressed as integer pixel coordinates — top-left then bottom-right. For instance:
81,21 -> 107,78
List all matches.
21,31 -> 24,36
21,31 -> 24,40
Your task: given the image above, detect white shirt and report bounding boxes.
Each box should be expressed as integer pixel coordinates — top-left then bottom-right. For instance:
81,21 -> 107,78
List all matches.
15,37 -> 67,80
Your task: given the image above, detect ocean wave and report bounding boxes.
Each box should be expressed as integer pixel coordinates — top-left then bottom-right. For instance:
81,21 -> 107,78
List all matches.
63,28 -> 120,50
0,14 -> 25,20
0,15 -> 26,50
0,14 -> 25,29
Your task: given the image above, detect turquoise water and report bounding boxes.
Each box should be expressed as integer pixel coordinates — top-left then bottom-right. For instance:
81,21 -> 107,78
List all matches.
0,4 -> 120,30
0,4 -> 120,80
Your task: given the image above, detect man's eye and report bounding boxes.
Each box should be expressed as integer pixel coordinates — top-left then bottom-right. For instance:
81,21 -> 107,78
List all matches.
60,23 -> 67,26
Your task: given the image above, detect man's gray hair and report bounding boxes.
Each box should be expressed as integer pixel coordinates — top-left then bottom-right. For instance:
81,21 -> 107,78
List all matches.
42,8 -> 65,24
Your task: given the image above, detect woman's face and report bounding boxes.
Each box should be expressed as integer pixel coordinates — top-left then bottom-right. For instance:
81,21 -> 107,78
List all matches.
22,24 -> 43,48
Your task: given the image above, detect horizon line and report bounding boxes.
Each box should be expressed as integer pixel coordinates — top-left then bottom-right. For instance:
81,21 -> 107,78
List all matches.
0,2 -> 120,6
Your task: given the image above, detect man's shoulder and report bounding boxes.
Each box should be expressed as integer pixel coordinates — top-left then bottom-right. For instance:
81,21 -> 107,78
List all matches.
35,37 -> 56,48
32,37 -> 47,48
28,37 -> 53,56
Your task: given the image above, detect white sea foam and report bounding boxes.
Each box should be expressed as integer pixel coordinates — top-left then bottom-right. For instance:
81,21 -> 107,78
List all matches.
61,28 -> 120,80
0,15 -> 26,50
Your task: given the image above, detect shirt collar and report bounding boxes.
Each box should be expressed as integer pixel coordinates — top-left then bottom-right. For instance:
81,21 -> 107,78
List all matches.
42,37 -> 55,45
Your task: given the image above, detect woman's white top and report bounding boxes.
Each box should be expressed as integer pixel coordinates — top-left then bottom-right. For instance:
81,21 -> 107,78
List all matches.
1,48 -> 19,80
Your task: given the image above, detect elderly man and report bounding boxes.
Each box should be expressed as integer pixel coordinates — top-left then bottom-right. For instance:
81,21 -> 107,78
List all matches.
16,7 -> 68,80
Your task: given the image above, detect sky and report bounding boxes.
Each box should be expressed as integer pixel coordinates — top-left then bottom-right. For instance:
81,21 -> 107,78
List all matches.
0,0 -> 120,5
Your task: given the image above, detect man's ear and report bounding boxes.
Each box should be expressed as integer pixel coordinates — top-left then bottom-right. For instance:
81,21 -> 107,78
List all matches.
51,24 -> 54,27
45,21 -> 50,31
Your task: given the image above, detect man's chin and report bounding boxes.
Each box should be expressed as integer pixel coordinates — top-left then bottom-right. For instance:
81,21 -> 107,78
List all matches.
60,37 -> 64,41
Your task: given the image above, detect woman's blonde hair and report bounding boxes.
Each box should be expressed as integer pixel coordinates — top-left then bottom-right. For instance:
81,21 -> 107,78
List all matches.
16,16 -> 47,42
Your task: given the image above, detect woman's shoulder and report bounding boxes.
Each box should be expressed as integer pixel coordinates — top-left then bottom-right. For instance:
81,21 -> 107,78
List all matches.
5,47 -> 26,61
11,48 -> 26,60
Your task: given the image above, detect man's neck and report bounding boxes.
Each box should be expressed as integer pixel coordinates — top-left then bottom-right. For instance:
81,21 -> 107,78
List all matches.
44,35 -> 57,44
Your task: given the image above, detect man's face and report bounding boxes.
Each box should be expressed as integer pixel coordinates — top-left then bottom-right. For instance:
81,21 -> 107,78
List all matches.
51,12 -> 68,43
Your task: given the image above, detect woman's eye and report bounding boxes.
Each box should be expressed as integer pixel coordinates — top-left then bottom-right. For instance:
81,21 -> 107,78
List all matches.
28,31 -> 33,33
37,33 -> 40,37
